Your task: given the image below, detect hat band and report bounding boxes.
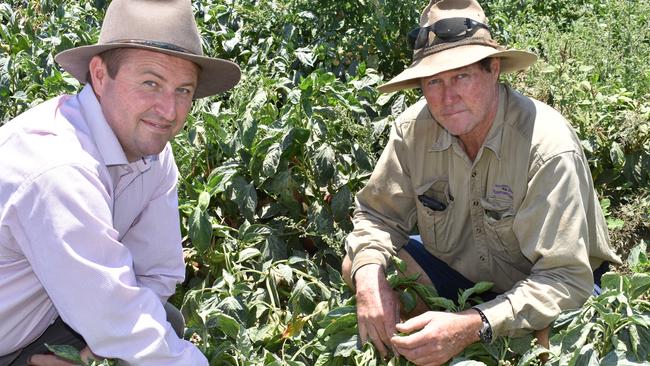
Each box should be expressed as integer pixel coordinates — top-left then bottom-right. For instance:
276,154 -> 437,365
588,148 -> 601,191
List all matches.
413,36 -> 501,61
107,39 -> 199,55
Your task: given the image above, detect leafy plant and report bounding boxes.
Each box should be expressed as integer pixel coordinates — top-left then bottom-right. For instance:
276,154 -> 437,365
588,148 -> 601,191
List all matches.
45,344 -> 117,366
2,0 -> 649,365
547,270 -> 650,365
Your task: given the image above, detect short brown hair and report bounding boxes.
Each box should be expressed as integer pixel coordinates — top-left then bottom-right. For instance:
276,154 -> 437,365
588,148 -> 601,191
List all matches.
478,57 -> 493,73
86,48 -> 130,83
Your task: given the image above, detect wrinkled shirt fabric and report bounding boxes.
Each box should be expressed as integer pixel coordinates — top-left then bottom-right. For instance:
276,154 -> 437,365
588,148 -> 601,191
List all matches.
346,84 -> 621,337
0,85 -> 207,365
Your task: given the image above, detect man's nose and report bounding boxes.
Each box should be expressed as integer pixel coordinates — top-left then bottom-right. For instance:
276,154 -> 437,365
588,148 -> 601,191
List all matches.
155,91 -> 177,121
441,83 -> 460,104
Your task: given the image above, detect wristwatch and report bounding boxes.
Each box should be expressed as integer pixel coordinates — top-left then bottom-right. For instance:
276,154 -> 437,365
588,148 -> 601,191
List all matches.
474,308 -> 493,344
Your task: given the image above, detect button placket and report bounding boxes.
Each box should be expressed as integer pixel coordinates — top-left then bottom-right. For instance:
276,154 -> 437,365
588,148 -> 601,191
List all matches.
470,167 -> 489,269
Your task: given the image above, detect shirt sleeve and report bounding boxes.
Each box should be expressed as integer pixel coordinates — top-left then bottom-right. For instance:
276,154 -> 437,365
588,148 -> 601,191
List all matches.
8,164 -> 207,365
122,154 -> 185,302
475,151 -> 595,337
345,121 -> 417,280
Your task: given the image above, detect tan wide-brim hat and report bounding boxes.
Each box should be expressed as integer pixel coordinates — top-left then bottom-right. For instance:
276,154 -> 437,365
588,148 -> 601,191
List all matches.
377,0 -> 537,93
55,0 -> 240,98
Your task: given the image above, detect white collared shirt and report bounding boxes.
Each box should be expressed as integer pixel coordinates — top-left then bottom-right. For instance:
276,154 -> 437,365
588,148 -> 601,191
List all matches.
0,85 -> 207,365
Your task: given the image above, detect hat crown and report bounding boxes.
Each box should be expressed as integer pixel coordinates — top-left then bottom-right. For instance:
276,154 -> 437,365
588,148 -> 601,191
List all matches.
99,0 -> 203,56
376,0 -> 537,93
421,0 -> 486,26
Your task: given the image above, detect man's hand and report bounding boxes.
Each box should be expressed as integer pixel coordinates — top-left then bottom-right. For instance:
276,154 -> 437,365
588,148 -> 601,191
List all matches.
391,310 -> 481,366
28,346 -> 99,366
354,263 -> 401,358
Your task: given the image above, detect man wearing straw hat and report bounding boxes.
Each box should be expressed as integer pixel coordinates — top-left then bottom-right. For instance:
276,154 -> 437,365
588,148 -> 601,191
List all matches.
0,0 -> 239,365
343,0 -> 619,364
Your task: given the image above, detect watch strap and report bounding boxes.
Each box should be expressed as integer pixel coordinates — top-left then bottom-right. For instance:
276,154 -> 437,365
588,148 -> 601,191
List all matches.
474,308 -> 493,344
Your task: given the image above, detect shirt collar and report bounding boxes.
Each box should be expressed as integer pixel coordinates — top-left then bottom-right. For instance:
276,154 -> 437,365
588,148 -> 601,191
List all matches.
481,84 -> 507,160
77,84 -> 157,168
78,84 -> 129,166
428,84 -> 507,160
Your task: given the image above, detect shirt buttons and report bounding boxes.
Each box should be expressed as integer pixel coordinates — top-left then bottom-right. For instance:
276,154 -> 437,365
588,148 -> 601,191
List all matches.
471,171 -> 477,178
472,200 -> 479,206
479,255 -> 486,262
475,227 -> 482,234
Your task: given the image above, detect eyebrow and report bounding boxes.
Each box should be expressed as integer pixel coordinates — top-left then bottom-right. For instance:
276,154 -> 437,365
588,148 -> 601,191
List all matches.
142,70 -> 197,88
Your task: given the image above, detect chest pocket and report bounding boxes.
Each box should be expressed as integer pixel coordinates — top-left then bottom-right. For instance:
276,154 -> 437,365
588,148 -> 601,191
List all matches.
415,179 -> 455,254
480,197 -> 520,256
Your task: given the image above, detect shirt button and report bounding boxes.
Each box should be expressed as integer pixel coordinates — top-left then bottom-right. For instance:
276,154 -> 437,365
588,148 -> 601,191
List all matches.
473,200 -> 479,206
471,171 -> 477,178
479,255 -> 486,262
475,227 -> 482,233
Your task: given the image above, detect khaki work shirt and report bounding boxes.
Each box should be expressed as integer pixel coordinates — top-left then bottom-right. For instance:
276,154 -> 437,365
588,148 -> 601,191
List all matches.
346,84 -> 621,337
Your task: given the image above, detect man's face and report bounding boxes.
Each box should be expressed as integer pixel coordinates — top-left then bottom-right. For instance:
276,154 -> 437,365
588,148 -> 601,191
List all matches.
89,48 -> 199,162
421,59 -> 500,141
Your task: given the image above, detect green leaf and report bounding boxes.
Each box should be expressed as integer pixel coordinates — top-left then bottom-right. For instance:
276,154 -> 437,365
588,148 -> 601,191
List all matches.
272,263 -> 294,285
311,202 -> 334,234
197,190 -> 211,211
399,287 -> 417,313
313,144 -> 336,186
231,177 -> 257,221
237,247 -> 261,263
601,272 -> 623,292
627,241 -> 648,270
205,312 -> 240,339
629,273 -> 650,299
45,344 -> 83,364
424,296 -> 456,311
352,143 -> 373,171
321,312 -> 358,337
554,308 -> 583,329
290,278 -> 317,308
392,256 -> 407,273
238,224 -> 272,244
610,141 -> 626,169
262,143 -> 282,177
262,235 -> 288,261
457,282 -> 494,308
239,117 -> 258,148
331,185 -> 352,222
294,47 -> 315,67
281,127 -> 310,158
188,207 -> 211,253
333,335 -> 358,357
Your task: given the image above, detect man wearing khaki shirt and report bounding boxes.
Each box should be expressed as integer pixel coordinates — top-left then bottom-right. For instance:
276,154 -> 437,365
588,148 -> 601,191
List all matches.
342,1 -> 620,365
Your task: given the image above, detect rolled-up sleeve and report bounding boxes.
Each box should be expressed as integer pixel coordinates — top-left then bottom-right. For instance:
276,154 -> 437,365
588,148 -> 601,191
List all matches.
346,121 -> 418,279
475,151 -> 595,337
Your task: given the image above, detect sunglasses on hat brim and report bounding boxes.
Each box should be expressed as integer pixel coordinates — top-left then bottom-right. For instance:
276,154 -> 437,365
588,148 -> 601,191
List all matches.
407,17 -> 491,50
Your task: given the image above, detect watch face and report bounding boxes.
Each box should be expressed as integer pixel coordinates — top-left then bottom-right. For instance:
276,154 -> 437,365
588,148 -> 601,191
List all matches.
480,322 -> 493,343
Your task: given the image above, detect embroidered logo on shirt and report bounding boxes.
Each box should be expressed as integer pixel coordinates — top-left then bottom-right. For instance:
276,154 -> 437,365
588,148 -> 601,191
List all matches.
493,184 -> 513,200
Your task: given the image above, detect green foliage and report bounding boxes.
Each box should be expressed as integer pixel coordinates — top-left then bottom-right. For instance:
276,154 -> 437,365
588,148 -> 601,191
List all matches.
45,344 -> 118,366
547,269 -> 650,365
2,0 -> 649,365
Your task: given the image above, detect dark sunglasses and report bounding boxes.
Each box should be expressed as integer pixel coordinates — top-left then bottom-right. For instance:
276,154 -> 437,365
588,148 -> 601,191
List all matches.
407,17 -> 491,50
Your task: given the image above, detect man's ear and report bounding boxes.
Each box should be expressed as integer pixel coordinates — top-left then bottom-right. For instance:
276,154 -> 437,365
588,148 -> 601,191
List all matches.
88,55 -> 107,97
490,57 -> 501,81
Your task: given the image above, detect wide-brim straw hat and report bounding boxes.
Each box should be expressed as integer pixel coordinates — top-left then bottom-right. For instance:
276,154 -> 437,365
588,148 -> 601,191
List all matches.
377,0 -> 537,93
54,0 -> 240,98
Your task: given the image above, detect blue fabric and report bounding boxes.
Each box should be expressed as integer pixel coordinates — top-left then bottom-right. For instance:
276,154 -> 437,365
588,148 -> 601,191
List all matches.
403,235 -> 609,301
403,236 -> 499,302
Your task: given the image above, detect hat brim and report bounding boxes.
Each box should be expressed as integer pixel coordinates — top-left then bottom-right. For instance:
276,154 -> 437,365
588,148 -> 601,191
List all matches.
55,43 -> 241,98
377,45 -> 537,93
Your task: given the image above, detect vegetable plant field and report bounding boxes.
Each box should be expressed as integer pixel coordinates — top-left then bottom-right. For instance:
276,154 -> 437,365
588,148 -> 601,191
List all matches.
1,0 -> 649,365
